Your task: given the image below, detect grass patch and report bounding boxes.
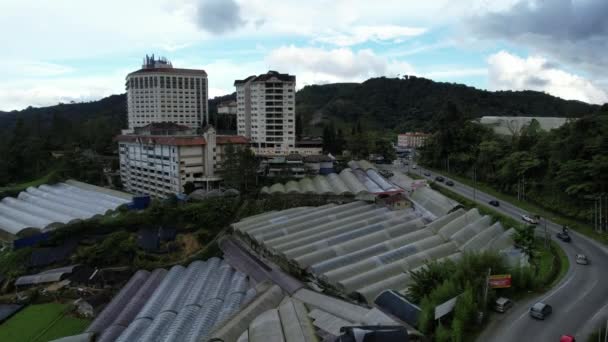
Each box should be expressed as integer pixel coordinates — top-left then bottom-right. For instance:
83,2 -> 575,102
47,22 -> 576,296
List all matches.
0,303 -> 89,342
424,166 -> 608,245
406,172 -> 424,180
551,240 -> 570,288
35,315 -> 90,342
0,171 -> 59,196
0,170 -> 62,205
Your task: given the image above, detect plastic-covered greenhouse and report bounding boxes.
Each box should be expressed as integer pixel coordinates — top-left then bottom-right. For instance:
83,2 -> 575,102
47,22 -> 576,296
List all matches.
234,202 -> 516,303
0,180 -> 131,239
83,257 -> 251,342
260,160 -> 403,197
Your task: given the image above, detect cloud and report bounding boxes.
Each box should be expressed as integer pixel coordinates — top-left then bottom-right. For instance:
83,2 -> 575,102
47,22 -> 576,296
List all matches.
487,51 -> 608,104
3,61 -> 74,78
425,68 -> 487,79
315,25 -> 427,46
470,0 -> 608,77
0,70 -> 127,111
195,0 -> 246,34
266,45 -> 414,87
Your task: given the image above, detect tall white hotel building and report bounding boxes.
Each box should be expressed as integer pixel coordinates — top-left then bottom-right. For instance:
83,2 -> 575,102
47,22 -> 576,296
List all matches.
125,55 -> 208,130
117,56 -> 248,197
234,71 -> 296,156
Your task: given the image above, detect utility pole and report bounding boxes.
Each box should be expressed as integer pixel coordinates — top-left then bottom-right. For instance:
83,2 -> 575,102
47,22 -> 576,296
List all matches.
543,217 -> 549,248
593,197 -> 598,232
473,166 -> 477,202
601,195 -> 604,233
483,267 -> 491,310
521,175 -> 526,201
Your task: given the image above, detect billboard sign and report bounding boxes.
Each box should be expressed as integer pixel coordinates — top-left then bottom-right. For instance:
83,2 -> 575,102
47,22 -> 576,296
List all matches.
489,274 -> 512,288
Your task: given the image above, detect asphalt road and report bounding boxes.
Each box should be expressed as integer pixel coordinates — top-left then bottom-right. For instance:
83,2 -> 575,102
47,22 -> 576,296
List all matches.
411,166 -> 608,342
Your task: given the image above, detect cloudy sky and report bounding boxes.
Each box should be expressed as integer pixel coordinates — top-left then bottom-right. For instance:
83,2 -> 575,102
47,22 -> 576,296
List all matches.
1,0 -> 607,111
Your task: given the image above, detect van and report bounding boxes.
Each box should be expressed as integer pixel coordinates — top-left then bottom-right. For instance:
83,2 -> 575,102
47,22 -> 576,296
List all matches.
494,297 -> 513,313
529,302 -> 552,319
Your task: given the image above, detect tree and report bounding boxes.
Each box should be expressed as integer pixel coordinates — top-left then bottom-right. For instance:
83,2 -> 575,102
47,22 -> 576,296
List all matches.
408,259 -> 455,303
373,138 -> 396,162
218,144 -> 240,189
335,129 -> 346,155
296,115 -> 303,140
348,132 -> 372,159
322,122 -> 336,153
218,145 -> 258,193
239,147 -> 258,192
513,225 -> 536,261
183,181 -> 195,195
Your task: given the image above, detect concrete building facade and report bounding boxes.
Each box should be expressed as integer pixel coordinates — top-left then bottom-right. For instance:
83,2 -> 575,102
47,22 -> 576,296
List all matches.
116,123 -> 248,198
217,100 -> 237,115
397,132 -> 431,148
125,55 -> 208,130
234,71 -> 296,156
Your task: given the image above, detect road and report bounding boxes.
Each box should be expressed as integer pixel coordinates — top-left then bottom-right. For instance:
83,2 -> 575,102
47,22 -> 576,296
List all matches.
412,166 -> 608,342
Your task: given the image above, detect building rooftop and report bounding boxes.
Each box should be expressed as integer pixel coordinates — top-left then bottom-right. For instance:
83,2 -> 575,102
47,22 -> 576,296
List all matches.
128,67 -> 207,78
115,134 -> 248,146
234,71 -> 295,85
15,265 -> 81,287
115,135 -> 208,146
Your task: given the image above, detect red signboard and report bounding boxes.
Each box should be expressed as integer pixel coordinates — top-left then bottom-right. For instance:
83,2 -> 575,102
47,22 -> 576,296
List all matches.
489,274 -> 512,288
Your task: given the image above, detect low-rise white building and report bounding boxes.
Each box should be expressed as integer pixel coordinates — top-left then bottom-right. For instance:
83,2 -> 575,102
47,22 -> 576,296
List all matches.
116,123 -> 248,198
397,132 -> 430,148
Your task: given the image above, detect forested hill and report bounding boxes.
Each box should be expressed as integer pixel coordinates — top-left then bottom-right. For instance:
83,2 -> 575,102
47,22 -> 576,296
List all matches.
296,76 -> 599,133
0,76 -> 599,136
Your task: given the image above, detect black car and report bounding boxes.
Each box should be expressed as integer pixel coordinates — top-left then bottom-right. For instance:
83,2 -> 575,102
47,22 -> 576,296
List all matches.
556,232 -> 571,242
489,200 -> 500,207
445,180 -> 454,186
435,176 -> 445,182
423,171 -> 431,176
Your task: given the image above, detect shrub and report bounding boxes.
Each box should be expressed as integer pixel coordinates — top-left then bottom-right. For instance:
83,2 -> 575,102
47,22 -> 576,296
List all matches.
417,297 -> 435,334
74,231 -> 136,267
435,322 -> 451,342
451,318 -> 464,342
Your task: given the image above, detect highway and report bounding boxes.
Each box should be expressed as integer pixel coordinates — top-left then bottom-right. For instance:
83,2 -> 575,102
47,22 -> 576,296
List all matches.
409,166 -> 608,342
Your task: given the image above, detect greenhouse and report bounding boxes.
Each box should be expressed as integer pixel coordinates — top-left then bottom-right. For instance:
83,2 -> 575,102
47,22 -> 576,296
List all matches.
210,284 -> 405,342
234,202 -> 515,303
260,160 -> 402,197
0,180 -> 131,239
84,258 -> 252,342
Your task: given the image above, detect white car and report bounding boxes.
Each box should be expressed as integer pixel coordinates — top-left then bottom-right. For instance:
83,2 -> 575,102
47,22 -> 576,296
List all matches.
576,254 -> 589,265
521,214 -> 539,225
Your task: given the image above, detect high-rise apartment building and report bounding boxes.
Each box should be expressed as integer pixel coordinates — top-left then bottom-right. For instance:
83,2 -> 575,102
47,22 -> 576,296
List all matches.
234,71 -> 296,155
125,55 -> 208,130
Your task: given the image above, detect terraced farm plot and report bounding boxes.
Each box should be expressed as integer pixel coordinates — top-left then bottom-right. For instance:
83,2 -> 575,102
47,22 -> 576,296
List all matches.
0,303 -> 90,342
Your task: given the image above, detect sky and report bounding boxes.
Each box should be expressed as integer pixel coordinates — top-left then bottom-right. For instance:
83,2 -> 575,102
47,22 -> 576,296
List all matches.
1,0 -> 607,111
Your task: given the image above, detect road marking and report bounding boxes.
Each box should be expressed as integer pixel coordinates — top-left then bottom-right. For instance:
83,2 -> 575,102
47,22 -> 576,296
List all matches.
562,278 -> 599,313
539,265 -> 578,303
579,298 -> 608,337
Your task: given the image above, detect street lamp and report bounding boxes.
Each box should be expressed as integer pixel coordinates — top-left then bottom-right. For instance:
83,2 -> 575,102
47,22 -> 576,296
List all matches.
472,165 -> 477,202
